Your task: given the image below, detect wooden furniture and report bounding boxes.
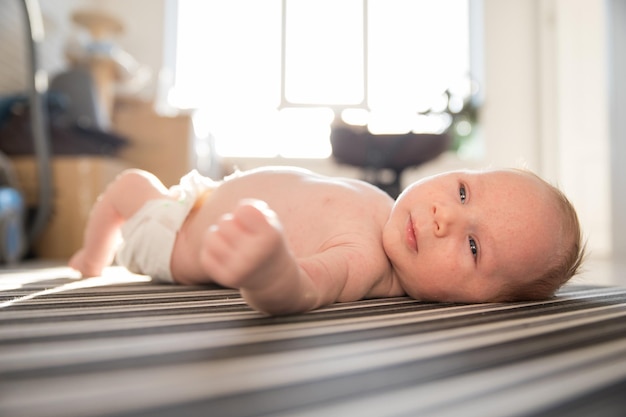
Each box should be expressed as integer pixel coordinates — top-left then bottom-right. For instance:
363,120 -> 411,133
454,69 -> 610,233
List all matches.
11,156 -> 129,259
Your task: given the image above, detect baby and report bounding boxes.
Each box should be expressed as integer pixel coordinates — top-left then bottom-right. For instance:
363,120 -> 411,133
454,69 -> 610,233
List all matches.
69,166 -> 585,315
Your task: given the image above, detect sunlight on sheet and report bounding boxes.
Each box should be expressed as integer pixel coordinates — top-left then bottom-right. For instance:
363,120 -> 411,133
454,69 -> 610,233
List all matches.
0,266 -> 151,308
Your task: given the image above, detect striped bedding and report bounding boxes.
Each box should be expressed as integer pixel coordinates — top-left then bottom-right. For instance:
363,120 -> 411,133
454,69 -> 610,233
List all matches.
1,266 -> 625,417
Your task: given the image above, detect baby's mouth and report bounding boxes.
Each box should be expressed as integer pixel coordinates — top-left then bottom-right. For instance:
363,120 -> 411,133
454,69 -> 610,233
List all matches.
405,215 -> 418,252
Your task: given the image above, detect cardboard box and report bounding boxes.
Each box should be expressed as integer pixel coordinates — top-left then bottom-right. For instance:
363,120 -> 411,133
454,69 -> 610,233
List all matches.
9,100 -> 196,260
112,99 -> 195,187
11,156 -> 129,259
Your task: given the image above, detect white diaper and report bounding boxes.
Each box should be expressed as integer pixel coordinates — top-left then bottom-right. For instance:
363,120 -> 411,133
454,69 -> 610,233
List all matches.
115,170 -> 217,282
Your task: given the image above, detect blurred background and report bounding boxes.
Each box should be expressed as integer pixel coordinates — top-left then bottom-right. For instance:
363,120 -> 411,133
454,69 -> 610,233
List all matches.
0,0 -> 623,276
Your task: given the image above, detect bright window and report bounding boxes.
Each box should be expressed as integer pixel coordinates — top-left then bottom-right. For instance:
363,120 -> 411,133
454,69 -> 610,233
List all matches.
171,0 -> 470,158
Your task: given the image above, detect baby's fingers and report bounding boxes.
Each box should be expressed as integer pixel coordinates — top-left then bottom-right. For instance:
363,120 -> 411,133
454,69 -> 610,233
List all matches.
232,199 -> 281,232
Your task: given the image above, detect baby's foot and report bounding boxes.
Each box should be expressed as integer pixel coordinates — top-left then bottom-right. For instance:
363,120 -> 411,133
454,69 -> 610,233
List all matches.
68,249 -> 106,278
199,199 -> 293,290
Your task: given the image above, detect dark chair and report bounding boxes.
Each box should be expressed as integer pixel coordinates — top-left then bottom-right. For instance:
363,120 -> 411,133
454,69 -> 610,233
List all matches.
330,121 -> 451,198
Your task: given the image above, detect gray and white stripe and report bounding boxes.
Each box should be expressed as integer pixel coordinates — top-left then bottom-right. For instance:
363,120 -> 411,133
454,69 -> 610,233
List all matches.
1,267 -> 625,417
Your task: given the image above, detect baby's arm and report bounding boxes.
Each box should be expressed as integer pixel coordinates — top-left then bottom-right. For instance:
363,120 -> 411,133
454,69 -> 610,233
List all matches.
199,200 -> 357,315
69,169 -> 169,277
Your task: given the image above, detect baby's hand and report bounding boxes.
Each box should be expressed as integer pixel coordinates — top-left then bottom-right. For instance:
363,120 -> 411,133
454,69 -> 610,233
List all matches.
199,199 -> 291,290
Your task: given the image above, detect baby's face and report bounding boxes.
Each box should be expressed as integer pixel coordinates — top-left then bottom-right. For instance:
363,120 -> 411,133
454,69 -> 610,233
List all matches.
382,169 -> 563,303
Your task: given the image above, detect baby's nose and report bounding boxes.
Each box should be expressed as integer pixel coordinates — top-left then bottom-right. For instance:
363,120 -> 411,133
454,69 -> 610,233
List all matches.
432,203 -> 456,237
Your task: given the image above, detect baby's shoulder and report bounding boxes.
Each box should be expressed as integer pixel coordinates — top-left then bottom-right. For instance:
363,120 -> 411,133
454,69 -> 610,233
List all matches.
213,166 -> 393,214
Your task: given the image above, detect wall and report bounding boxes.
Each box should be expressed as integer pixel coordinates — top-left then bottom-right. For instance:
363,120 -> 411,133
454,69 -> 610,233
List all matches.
0,0 -> 33,94
89,0 -> 167,101
551,0 -> 611,258
0,0 -> 85,94
38,0 -> 166,101
480,0 -> 612,259
481,1 -> 542,171
608,0 -> 626,258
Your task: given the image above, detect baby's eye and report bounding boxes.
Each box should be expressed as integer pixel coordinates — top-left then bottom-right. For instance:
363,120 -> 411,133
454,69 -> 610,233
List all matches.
469,237 -> 478,259
459,184 -> 467,203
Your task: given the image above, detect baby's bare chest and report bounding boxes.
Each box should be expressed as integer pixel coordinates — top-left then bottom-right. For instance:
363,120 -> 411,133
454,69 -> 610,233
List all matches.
201,170 -> 392,255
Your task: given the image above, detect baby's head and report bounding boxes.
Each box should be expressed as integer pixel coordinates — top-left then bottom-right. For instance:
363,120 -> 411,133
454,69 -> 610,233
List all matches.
382,168 -> 585,303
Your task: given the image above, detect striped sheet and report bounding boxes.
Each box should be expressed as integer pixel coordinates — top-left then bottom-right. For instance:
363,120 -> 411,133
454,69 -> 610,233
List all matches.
0,266 -> 625,417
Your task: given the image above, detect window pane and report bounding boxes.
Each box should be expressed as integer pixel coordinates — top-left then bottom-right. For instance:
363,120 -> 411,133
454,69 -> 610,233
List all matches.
276,108 -> 334,157
284,0 -> 364,105
173,0 -> 281,110
173,0 -> 284,157
367,0 -> 470,133
172,0 -> 471,158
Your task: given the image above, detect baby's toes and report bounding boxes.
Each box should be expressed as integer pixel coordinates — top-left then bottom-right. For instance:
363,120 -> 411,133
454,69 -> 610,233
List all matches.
68,250 -> 103,278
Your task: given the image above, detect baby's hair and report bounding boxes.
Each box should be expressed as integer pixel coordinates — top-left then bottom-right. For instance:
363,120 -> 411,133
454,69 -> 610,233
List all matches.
497,169 -> 586,301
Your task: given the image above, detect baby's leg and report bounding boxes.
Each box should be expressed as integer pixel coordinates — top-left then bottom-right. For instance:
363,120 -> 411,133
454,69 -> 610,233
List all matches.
199,199 -> 297,291
69,169 -> 169,277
